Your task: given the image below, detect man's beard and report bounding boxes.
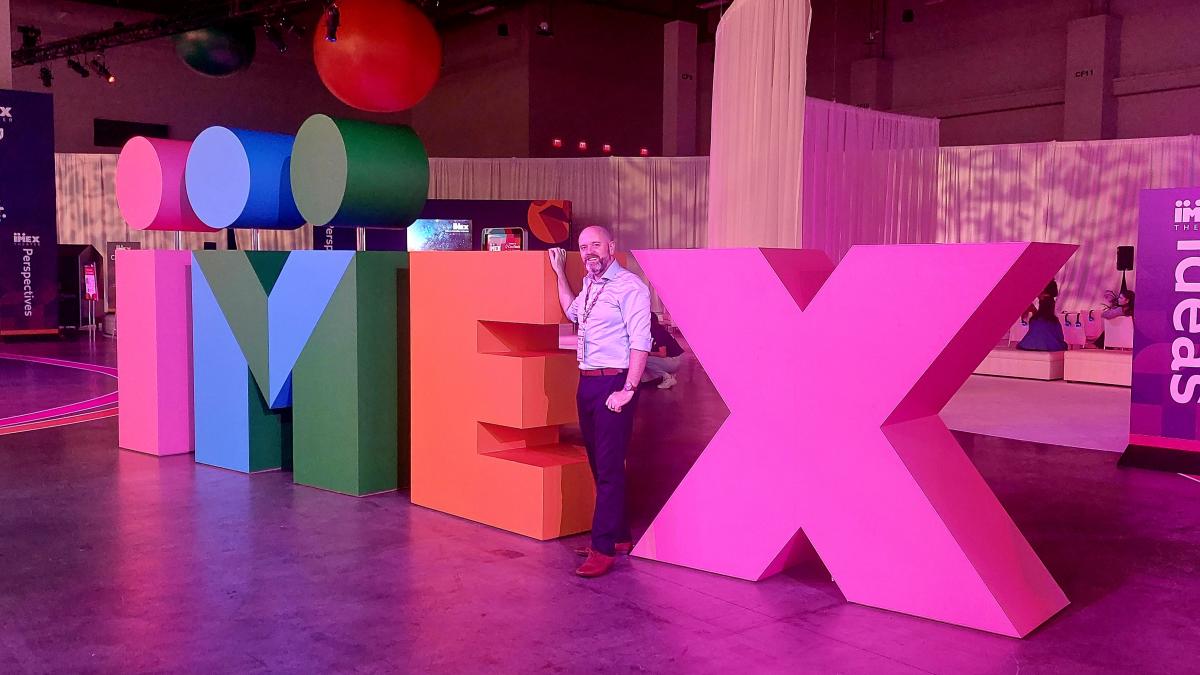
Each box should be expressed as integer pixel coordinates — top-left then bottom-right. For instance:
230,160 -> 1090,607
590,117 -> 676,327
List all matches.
585,255 -> 605,275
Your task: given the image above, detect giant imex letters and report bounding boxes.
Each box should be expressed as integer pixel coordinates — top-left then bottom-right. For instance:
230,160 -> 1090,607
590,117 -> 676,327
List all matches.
111,110 -> 1078,636
409,252 -> 594,539
1122,187 -> 1200,473
631,243 -> 1074,638
191,251 -> 408,495
0,89 -> 59,335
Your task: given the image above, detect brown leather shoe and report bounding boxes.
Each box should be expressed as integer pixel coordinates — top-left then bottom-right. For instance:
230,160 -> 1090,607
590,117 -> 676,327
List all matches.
574,541 -> 633,557
575,550 -> 615,578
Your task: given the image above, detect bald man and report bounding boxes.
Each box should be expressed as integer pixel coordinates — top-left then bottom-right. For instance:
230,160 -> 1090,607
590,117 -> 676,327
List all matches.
549,226 -> 651,578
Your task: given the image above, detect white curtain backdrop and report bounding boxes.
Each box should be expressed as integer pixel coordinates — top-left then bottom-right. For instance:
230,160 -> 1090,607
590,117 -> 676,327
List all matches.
706,0 -> 811,249
428,156 -> 710,252
802,98 -> 940,261
938,136 -> 1200,310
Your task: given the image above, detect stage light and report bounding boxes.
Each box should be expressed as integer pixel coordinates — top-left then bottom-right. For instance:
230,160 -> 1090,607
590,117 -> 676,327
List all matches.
602,143 -> 613,154
67,58 -> 91,78
89,55 -> 116,83
18,25 -> 41,51
551,138 -> 563,149
536,21 -> 553,37
325,3 -> 341,42
264,19 -> 288,52
639,147 -> 650,157
38,67 -> 53,88
577,140 -> 588,152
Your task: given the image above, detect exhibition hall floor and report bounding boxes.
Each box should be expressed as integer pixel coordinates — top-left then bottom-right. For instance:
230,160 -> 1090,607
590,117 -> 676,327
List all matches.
1,337 -> 1198,673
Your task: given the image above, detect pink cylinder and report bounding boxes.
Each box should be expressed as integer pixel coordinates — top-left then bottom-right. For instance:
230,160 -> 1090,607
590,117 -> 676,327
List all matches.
116,137 -> 216,232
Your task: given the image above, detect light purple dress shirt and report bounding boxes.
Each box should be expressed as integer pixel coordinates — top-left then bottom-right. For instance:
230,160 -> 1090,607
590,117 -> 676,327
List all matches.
566,259 -> 652,370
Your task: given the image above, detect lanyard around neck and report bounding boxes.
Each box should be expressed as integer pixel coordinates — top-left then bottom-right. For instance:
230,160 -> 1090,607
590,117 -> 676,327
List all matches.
579,279 -> 608,328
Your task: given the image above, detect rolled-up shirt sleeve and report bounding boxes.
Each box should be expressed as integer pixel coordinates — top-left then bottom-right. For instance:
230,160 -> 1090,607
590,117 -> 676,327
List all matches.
566,285 -> 583,323
623,281 -> 653,352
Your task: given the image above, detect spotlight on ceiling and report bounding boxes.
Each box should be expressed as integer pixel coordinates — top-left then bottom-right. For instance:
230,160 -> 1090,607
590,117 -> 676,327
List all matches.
17,25 -> 42,51
67,58 -> 91,78
535,20 -> 553,37
89,56 -> 116,84
264,19 -> 288,52
325,2 -> 341,42
38,66 -> 53,88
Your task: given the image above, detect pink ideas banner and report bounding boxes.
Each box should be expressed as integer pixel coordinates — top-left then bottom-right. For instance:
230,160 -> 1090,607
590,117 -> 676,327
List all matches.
1123,187 -> 1200,473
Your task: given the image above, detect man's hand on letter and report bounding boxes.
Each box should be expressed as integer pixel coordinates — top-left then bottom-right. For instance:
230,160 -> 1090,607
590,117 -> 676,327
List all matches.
548,248 -> 568,276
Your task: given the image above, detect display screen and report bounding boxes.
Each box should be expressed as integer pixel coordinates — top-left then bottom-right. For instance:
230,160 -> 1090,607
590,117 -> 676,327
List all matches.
407,219 -> 473,251
482,227 -> 526,251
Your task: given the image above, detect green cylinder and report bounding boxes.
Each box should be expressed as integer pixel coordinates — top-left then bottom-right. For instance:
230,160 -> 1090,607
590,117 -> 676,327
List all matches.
290,114 -> 429,228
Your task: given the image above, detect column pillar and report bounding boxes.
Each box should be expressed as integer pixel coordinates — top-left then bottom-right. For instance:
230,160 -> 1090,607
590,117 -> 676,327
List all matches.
663,20 -> 698,156
1063,14 -> 1121,140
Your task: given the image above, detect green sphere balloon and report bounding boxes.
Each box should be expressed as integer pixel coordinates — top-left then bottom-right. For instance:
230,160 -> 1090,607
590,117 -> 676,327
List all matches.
174,24 -> 256,77
290,114 -> 429,228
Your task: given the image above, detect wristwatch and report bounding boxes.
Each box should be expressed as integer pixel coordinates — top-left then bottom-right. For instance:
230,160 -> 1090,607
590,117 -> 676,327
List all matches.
623,382 -> 636,393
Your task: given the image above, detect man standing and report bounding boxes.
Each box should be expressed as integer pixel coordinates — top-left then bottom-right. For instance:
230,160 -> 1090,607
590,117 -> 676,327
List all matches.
549,226 -> 651,578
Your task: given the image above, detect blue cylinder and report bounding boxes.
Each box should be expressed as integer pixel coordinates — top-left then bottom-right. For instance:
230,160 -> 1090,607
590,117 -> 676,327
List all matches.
185,126 -> 305,230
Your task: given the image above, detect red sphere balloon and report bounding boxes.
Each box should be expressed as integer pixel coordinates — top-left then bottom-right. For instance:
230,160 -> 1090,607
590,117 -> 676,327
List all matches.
313,0 -> 442,113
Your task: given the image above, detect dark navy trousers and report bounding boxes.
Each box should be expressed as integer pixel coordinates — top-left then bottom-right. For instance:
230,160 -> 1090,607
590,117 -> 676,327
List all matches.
576,371 -> 639,555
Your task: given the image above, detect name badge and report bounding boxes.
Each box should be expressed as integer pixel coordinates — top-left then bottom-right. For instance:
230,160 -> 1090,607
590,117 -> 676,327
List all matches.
576,328 -> 586,362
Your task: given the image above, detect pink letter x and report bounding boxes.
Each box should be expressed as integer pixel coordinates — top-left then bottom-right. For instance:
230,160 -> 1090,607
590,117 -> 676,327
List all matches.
632,243 -> 1073,637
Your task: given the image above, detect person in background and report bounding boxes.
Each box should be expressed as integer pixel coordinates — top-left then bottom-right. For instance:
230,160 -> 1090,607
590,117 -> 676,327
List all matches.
1094,289 -> 1135,349
644,313 -> 685,389
1017,279 -> 1068,352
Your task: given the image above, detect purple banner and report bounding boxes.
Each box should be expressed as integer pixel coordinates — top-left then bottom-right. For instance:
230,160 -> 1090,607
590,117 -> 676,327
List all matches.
0,89 -> 58,335
1126,187 -> 1200,467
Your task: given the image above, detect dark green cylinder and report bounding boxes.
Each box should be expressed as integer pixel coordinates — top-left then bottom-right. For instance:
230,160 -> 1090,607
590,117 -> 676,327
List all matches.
290,114 -> 429,228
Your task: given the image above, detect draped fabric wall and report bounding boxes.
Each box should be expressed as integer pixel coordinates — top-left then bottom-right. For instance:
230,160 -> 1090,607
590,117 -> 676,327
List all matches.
705,0 -> 811,249
802,98 -> 940,262
428,156 -> 709,311
428,156 -> 710,252
938,136 -> 1200,310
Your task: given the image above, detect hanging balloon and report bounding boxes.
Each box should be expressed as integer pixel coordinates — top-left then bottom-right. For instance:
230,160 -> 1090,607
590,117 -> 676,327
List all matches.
313,0 -> 442,112
174,23 -> 257,77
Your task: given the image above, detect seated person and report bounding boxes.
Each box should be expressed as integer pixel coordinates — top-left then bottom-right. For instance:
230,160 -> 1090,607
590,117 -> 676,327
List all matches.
644,313 -> 685,389
1094,289 -> 1134,349
1017,280 -> 1068,352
